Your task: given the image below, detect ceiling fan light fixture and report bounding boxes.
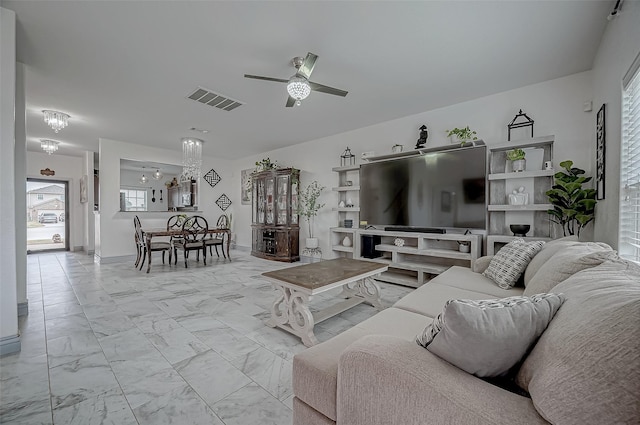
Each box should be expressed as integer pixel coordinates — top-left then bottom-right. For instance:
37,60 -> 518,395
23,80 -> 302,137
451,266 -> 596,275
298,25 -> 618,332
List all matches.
287,76 -> 311,105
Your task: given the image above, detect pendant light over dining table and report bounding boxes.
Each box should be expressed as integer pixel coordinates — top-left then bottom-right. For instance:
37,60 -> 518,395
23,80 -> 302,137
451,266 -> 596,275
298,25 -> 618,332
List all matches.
181,137 -> 203,182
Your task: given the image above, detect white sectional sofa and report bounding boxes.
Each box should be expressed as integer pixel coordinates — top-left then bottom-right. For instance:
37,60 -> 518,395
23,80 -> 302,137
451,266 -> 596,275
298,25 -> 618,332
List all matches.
292,239 -> 640,425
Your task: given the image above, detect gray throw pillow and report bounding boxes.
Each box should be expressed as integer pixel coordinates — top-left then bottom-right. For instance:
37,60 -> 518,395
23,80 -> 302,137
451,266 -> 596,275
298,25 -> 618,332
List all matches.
483,239 -> 545,289
416,293 -> 565,378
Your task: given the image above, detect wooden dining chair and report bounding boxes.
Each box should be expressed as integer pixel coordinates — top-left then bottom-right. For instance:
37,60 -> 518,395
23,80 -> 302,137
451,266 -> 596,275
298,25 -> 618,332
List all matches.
174,215 -> 208,268
167,214 -> 187,264
134,215 -> 171,270
205,214 -> 228,259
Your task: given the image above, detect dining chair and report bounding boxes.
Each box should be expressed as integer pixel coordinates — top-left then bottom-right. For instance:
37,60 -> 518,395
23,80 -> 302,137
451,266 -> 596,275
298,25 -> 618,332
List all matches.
205,214 -> 228,259
174,215 -> 208,268
134,215 -> 171,270
167,214 -> 187,264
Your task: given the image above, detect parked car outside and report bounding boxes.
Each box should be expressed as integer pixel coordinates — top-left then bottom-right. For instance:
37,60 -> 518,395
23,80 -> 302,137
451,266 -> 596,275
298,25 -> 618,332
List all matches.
39,213 -> 58,223
59,213 -> 65,222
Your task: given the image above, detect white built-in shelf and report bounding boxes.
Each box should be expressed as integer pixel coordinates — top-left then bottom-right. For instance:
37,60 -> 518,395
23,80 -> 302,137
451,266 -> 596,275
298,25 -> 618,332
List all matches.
362,140 -> 485,163
375,244 -> 472,261
330,227 -> 358,233
489,135 -> 555,152
332,165 -> 359,172
487,204 -> 552,212
332,207 -> 360,212
488,170 -> 555,180
488,235 -> 553,243
374,271 -> 421,288
332,245 -> 354,253
332,186 -> 361,192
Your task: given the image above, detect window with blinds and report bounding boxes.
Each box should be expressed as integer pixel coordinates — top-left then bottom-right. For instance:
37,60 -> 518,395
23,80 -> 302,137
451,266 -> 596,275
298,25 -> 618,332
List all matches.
620,53 -> 640,263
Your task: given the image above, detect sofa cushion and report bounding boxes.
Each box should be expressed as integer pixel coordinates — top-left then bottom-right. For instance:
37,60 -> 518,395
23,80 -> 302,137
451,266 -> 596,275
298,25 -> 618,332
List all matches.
393,281 -> 514,318
483,239 -> 545,289
523,243 -> 615,296
516,260 -> 640,425
472,255 -> 493,273
433,266 -> 525,299
293,307 -> 429,421
523,236 -> 579,285
417,294 -> 565,378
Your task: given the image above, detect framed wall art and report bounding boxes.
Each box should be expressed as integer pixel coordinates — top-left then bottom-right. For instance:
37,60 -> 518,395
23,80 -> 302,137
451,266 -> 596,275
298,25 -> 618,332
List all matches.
241,168 -> 252,205
596,103 -> 606,200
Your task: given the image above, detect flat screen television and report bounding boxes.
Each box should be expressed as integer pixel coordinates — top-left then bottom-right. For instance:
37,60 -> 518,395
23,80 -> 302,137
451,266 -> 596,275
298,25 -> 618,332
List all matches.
359,146 -> 487,230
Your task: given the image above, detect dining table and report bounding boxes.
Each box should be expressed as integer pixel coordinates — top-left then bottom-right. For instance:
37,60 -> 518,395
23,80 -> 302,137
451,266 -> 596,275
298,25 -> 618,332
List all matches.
141,227 -> 231,273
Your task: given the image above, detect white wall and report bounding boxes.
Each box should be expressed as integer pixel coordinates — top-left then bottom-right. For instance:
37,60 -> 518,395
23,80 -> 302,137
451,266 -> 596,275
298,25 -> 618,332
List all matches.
232,71 -> 595,255
0,6 -> 19,353
15,62 -> 27,312
97,138 -> 234,260
82,151 -> 95,254
591,1 -> 640,248
26,151 -> 85,251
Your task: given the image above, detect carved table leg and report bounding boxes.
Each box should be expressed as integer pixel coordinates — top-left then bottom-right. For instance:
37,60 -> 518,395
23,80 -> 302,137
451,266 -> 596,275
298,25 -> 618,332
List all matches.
341,277 -> 384,310
266,284 -> 318,347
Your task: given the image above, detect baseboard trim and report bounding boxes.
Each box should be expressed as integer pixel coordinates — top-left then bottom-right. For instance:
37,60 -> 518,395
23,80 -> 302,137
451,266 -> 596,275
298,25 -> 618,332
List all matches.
86,249 -> 95,256
233,245 -> 251,253
17,301 -> 28,317
0,334 -> 21,356
94,254 -> 137,264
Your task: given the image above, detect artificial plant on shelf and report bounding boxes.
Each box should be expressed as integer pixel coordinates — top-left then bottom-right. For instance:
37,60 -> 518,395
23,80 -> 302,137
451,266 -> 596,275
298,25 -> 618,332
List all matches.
297,181 -> 325,249
255,158 -> 278,172
446,126 -> 478,146
546,160 -> 597,237
506,148 -> 526,172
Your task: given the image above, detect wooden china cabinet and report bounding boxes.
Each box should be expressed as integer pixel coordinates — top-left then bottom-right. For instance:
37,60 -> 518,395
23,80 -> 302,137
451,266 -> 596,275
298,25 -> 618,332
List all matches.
251,168 -> 300,262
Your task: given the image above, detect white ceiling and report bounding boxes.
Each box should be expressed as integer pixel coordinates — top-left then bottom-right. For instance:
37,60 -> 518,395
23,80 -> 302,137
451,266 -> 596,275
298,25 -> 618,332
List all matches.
4,0 -> 612,159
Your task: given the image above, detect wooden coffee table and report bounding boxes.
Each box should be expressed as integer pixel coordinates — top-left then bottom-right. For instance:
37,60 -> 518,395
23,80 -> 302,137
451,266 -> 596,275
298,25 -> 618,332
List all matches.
262,258 -> 388,347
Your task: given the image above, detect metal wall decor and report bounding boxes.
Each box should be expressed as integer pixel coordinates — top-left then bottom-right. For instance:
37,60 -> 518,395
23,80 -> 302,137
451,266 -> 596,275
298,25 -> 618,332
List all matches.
203,168 -> 221,188
596,104 -> 606,200
216,194 -> 232,211
340,147 -> 356,167
507,109 -> 534,141
415,124 -> 428,149
40,168 -> 55,176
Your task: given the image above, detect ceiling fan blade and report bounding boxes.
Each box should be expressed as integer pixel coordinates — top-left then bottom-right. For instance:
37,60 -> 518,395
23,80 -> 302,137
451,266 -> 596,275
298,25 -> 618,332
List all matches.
296,52 -> 318,80
244,74 -> 289,84
286,96 -> 296,108
308,81 -> 348,97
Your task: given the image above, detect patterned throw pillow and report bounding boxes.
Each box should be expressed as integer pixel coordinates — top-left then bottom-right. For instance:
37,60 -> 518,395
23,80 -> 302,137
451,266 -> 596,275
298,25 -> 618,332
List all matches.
416,293 -> 565,377
483,238 -> 545,289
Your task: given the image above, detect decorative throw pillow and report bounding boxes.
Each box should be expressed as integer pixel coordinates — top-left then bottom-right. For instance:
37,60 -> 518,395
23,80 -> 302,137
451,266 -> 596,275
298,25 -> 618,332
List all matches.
523,236 -> 580,286
483,239 -> 545,289
416,293 -> 565,378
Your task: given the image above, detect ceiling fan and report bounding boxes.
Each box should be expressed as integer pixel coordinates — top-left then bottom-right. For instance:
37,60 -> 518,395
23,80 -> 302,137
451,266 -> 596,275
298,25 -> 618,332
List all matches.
244,52 -> 348,107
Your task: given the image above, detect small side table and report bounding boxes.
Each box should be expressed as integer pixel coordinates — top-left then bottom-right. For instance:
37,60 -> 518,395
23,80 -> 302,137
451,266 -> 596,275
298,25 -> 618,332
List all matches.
302,247 -> 322,263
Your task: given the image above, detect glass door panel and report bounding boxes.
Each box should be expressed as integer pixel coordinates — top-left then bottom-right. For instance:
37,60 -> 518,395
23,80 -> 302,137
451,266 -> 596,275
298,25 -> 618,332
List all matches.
265,177 -> 274,225
276,175 -> 289,225
257,179 -> 265,224
291,180 -> 299,225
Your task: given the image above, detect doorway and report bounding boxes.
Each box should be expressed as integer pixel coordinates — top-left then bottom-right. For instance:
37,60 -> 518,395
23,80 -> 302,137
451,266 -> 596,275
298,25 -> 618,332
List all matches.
26,178 -> 69,253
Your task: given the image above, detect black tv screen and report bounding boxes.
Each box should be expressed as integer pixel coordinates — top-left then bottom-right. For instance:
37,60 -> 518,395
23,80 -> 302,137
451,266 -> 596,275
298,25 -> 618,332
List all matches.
359,146 -> 486,230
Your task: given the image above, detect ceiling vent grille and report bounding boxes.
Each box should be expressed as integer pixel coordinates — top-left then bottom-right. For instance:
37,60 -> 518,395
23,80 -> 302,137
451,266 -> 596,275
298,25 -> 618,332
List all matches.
186,87 -> 243,112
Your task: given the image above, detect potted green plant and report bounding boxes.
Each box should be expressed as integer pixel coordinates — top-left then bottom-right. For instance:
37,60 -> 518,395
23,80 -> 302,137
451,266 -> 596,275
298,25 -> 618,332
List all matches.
446,126 -> 478,146
506,148 -> 526,172
255,158 -> 278,172
546,160 -> 597,237
297,181 -> 325,249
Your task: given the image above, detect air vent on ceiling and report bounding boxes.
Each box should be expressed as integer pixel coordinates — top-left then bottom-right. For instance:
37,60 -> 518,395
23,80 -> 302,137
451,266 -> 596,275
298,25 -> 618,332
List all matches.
187,87 -> 243,111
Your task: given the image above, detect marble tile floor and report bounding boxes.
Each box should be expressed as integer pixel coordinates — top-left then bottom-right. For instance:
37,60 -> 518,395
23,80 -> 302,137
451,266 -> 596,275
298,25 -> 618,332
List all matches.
0,250 -> 413,425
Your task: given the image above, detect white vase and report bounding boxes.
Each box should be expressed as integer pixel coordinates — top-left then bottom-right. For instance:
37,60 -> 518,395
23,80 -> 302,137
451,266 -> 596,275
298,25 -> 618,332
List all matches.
306,238 -> 319,249
342,236 -> 352,247
512,159 -> 526,172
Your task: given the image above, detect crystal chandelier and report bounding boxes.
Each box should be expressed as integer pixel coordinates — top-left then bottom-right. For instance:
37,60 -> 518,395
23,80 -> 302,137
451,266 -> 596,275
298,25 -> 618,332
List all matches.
43,110 -> 70,133
153,169 -> 163,180
40,139 -> 59,155
287,76 -> 311,106
181,137 -> 203,182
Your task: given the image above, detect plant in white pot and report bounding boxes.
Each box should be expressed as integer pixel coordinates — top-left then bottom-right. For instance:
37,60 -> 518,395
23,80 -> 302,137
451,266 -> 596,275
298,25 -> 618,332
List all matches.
506,148 -> 526,172
297,181 -> 325,249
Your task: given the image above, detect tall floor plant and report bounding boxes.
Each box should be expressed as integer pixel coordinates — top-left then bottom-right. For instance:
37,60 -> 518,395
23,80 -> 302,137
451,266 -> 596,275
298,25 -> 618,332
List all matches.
297,181 -> 325,241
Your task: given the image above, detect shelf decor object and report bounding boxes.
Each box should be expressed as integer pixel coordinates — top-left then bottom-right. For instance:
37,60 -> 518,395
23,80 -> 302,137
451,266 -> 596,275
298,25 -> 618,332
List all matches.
340,147 -> 356,167
415,125 -> 429,149
507,109 -> 534,141
203,168 -> 221,188
215,194 -> 232,211
596,103 -> 606,200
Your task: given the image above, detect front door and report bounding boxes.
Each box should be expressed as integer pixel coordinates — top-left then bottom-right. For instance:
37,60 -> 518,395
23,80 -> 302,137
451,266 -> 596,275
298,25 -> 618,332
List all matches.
26,179 -> 69,253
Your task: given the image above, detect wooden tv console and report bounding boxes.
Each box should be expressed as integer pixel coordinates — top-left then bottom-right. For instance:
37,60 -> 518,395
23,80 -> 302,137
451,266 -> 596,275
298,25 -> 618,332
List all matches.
329,227 -> 482,287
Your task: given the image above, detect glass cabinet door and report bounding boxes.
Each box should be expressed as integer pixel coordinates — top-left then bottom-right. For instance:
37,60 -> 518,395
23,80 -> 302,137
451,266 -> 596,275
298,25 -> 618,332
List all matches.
276,175 -> 289,225
291,179 -> 299,225
257,179 -> 265,224
265,177 -> 275,225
